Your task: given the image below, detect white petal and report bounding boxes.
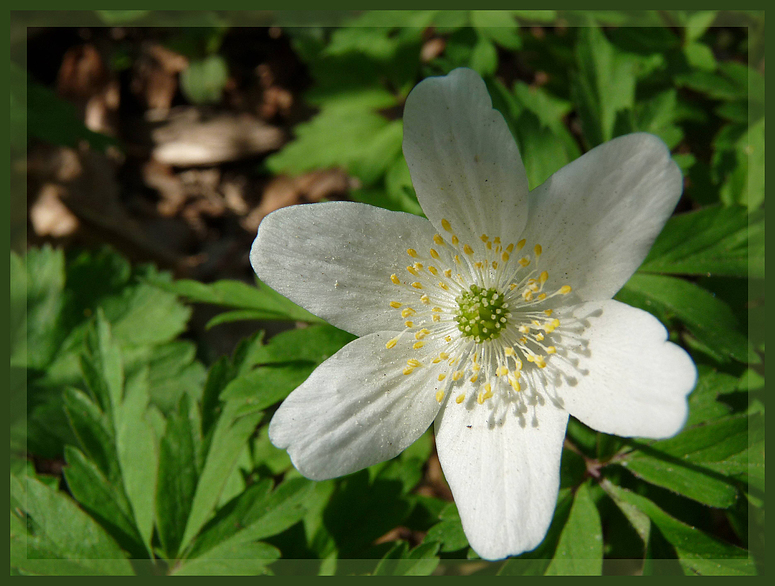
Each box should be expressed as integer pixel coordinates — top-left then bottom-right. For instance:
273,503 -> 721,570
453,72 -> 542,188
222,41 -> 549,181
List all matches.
434,395 -> 569,560
523,133 -> 683,302
251,201 -> 437,336
269,332 -> 446,481
552,300 -> 696,438
402,68 -> 529,248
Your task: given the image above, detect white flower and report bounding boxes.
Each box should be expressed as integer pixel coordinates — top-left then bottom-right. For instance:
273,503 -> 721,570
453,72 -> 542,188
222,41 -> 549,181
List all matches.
250,68 -> 696,561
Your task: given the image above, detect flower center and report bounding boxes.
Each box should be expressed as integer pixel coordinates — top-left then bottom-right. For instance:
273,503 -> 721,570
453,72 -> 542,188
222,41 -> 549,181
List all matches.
455,285 -> 509,342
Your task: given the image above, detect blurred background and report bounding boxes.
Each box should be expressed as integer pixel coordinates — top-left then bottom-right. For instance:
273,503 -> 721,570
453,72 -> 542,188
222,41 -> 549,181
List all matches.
10,10 -> 764,576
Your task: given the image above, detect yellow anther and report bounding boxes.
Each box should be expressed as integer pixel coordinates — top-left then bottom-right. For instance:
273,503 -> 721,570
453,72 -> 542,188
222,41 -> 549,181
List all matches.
432,357 -> 441,364
501,252 -> 510,262
472,363 -> 481,373
470,374 -> 479,383
539,271 -> 549,284
509,378 -> 521,392
444,335 -> 452,342
430,248 -> 440,260
538,293 -> 547,301
413,341 -> 425,349
452,370 -> 464,381
403,366 -> 414,375
428,266 -> 438,276
436,389 -> 445,403
414,331 -> 426,340
483,384 -> 493,400
454,255 -> 461,264
390,274 -> 401,285
386,338 -> 398,349
441,219 -> 452,232
493,237 -> 501,244
519,325 -> 530,334
480,234 -> 489,242
411,282 -> 423,289
547,346 -> 557,354
510,283 -> 517,290
463,244 -> 474,255
432,314 -> 441,322
420,328 -> 430,335
492,261 -> 499,270
486,241 -> 492,250
515,358 -> 523,370
438,282 -> 449,291
407,358 -> 422,367
559,285 -> 572,295
401,308 -> 416,318
432,307 -> 442,313
413,262 -> 423,270
433,233 -> 445,245
497,366 -> 509,377
443,269 -> 452,278
420,294 -> 430,304
534,244 -> 542,257
407,266 -> 419,276
405,321 -> 414,328
456,394 -> 466,404
519,257 -> 531,267
544,309 -> 553,316
551,318 -> 561,328
517,239 -> 526,250
523,290 -> 534,301
504,347 -> 516,356
407,248 -> 418,258
477,391 -> 485,405
506,243 -> 515,253
519,337 -> 528,344
451,235 -> 459,245
439,352 -> 449,360
389,301 -> 402,309
474,262 -> 483,269
535,333 -> 545,342
438,373 -> 447,381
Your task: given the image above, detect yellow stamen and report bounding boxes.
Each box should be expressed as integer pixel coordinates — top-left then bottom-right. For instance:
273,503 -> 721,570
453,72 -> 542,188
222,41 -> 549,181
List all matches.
430,248 -> 440,260
456,394 -> 466,404
407,359 -> 422,367
433,233 -> 445,245
559,285 -> 572,295
438,373 -> 447,381
413,341 -> 425,349
436,389 -> 445,403
411,282 -> 423,289
420,294 -> 430,304
386,338 -> 398,349
428,266 -> 439,276
401,308 -> 415,318
441,219 -> 452,232
403,366 -> 414,375
534,244 -> 542,257
463,244 -> 474,255
451,235 -> 459,245
389,301 -> 402,309
407,248 -> 418,258
390,274 -> 401,285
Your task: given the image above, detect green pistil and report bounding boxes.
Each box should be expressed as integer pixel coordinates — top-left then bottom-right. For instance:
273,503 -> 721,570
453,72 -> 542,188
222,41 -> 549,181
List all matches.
455,285 -> 509,342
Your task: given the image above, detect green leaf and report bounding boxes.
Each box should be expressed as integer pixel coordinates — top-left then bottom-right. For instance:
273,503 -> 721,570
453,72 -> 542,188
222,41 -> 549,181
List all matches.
172,541 -> 280,576
154,277 -> 321,323
572,26 -> 636,146
373,541 -> 440,576
266,106 -> 401,185
11,475 -> 134,575
640,206 -> 761,278
187,477 -> 315,559
81,310 -> 124,422
219,363 -> 316,407
143,340 -> 206,414
245,324 -> 355,367
62,446 -> 144,557
684,41 -> 717,71
603,481 -> 754,575
545,482 -> 603,575
180,54 -> 229,104
156,394 -> 200,558
617,273 -> 754,364
471,10 -> 522,49
424,503 -> 469,553
468,36 -> 498,76
684,365 -> 735,427
62,388 -> 118,482
115,367 -> 158,551
179,402 -> 264,554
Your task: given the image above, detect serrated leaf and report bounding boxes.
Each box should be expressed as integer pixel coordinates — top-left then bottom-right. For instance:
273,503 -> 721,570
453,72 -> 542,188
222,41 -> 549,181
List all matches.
115,367 -> 158,551
187,477 -> 315,559
62,388 -> 118,482
219,362 -> 316,407
617,273 -> 754,364
684,365 -> 735,427
572,26 -> 636,146
179,402 -> 264,554
373,541 -> 440,576
11,476 -> 134,575
545,482 -> 603,575
62,446 -> 144,557
245,324 -> 356,367
640,206 -> 760,278
154,277 -> 320,323
603,482 -> 754,575
156,394 -> 200,558
172,541 -> 279,576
